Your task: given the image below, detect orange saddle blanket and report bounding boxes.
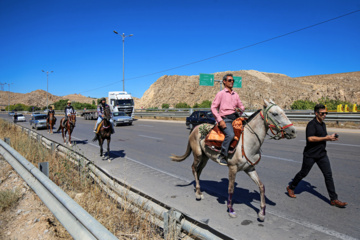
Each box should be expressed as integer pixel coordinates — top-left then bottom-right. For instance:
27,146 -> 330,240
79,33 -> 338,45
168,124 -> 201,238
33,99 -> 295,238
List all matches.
205,117 -> 245,152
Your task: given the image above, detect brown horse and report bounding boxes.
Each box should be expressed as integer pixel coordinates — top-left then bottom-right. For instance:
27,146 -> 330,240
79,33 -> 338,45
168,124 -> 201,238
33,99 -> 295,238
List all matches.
170,100 -> 296,221
56,112 -> 76,145
47,112 -> 55,134
92,107 -> 112,158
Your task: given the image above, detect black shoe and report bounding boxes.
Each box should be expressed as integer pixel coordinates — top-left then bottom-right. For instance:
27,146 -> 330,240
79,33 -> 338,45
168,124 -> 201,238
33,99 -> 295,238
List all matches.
217,154 -> 227,166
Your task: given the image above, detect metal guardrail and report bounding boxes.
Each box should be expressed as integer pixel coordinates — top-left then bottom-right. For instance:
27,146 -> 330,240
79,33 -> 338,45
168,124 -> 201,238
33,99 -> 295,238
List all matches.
134,109 -> 360,122
3,123 -> 231,240
0,138 -> 118,240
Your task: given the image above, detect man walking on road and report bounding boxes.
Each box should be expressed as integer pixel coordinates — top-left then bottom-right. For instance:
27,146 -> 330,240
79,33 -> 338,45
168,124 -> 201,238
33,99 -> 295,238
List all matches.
286,104 -> 347,208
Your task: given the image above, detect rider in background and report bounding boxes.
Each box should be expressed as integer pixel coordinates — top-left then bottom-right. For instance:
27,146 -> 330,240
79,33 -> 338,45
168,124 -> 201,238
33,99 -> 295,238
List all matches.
63,100 -> 75,127
47,106 -> 57,125
13,112 -> 18,123
93,97 -> 115,134
211,73 -> 245,166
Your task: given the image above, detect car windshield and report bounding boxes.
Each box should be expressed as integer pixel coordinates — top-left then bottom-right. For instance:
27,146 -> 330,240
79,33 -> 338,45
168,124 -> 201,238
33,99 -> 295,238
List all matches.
17,114 -> 24,117
113,112 -> 127,117
35,115 -> 47,120
206,112 -> 213,118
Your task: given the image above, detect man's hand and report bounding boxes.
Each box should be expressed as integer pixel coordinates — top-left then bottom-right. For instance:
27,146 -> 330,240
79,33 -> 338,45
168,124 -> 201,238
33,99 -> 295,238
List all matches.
219,120 -> 227,129
235,107 -> 244,113
328,133 -> 339,141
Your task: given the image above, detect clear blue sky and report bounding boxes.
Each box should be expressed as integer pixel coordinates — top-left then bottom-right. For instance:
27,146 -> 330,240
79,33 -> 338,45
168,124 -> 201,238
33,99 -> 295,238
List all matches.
1,0 -> 359,99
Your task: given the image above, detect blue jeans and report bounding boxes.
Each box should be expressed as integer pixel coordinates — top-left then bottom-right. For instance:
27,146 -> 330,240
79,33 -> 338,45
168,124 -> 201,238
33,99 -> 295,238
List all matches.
289,155 -> 338,201
220,118 -> 235,157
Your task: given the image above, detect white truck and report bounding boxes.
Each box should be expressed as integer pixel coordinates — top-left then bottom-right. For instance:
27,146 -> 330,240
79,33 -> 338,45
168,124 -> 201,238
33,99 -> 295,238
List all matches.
108,91 -> 135,119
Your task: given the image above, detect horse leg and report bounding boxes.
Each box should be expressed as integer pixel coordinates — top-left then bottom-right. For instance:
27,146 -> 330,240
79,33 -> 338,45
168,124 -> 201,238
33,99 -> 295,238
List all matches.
227,165 -> 238,218
191,153 -> 207,200
61,128 -> 66,144
245,168 -> 266,221
99,138 -> 103,156
68,127 -> 72,146
107,137 -> 110,157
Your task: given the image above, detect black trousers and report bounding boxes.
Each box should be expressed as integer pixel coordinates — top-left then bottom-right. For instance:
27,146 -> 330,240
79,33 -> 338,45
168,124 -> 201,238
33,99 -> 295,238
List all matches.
289,154 -> 338,201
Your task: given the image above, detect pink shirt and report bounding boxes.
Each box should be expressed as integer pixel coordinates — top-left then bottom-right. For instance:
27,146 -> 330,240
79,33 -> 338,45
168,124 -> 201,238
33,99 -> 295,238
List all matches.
211,88 -> 245,123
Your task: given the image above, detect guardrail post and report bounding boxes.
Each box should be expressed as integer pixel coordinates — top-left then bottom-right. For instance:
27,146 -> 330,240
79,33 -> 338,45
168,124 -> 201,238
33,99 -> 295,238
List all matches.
51,143 -> 56,153
37,135 -> 41,142
38,162 -> 49,177
4,138 -> 10,145
164,208 -> 181,240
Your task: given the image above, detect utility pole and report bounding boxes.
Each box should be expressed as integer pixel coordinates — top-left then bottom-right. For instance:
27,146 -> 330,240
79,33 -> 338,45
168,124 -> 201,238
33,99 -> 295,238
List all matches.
113,31 -> 133,91
42,70 -> 53,111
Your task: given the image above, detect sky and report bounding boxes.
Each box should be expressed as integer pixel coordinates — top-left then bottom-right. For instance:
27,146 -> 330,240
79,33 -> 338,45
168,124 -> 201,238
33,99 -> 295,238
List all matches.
0,0 -> 359,99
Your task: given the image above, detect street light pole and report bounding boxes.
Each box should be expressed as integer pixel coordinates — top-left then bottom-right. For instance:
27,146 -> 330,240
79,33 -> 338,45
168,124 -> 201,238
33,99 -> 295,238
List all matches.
113,31 -> 133,91
5,83 -> 13,112
42,70 -> 53,111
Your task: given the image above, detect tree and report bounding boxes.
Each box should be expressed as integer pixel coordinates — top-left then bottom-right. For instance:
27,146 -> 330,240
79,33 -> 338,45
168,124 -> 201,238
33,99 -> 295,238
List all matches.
175,102 -> 190,108
162,103 -> 170,109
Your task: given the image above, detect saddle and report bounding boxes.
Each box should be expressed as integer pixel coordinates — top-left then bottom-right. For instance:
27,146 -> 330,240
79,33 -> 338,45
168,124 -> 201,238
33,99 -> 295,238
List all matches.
205,117 -> 245,153
95,120 -> 111,134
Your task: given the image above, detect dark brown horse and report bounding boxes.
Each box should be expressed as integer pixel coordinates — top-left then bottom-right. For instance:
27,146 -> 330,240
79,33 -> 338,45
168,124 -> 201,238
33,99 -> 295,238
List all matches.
92,107 -> 112,158
47,112 -> 55,134
56,112 -> 76,145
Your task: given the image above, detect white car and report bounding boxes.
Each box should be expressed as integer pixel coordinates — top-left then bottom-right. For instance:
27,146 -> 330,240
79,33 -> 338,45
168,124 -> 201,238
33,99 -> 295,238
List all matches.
112,112 -> 133,126
13,114 -> 26,122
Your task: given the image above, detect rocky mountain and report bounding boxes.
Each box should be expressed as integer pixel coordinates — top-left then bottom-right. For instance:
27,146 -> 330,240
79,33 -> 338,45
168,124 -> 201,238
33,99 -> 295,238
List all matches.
1,70 -> 359,110
134,70 -> 360,109
0,90 -> 96,108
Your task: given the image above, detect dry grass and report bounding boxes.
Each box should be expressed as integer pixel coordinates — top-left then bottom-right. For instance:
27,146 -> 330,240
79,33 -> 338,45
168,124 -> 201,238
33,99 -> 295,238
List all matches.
0,188 -> 21,212
0,120 -> 166,239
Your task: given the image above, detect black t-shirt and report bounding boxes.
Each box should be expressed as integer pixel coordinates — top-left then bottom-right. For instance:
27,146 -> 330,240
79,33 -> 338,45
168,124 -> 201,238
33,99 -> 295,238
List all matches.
303,118 -> 327,158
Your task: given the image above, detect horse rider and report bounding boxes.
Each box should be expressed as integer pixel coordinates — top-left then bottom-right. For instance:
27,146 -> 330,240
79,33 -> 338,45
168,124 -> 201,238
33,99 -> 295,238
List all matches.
93,97 -> 115,134
63,100 -> 75,127
47,106 -> 57,125
13,112 -> 18,123
211,73 -> 245,166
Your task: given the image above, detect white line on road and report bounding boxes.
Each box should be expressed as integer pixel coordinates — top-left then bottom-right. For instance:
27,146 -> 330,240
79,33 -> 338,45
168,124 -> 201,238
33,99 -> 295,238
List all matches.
262,155 -> 301,163
138,135 -> 163,141
137,124 -> 154,127
300,140 -> 360,147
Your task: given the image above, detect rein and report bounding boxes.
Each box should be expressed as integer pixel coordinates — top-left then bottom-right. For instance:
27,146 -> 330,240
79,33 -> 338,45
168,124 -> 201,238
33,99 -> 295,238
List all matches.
260,104 -> 293,140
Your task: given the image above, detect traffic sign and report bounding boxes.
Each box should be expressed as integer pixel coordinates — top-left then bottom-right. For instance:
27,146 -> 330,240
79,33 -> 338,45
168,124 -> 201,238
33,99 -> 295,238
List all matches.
199,73 -> 214,86
233,76 -> 242,88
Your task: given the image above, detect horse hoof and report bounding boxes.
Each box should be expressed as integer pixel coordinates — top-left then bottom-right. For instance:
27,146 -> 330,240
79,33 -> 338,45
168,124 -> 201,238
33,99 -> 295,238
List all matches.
228,208 -> 237,218
258,212 -> 265,221
195,193 -> 204,200
108,159 -> 111,163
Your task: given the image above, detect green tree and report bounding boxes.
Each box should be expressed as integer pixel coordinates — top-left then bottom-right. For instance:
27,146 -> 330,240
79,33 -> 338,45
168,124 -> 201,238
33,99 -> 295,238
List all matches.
175,102 -> 190,108
162,103 -> 170,109
92,100 -> 95,105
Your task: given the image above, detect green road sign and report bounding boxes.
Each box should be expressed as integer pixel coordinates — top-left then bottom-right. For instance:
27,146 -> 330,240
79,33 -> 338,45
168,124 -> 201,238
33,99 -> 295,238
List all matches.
199,73 -> 214,86
233,76 -> 242,88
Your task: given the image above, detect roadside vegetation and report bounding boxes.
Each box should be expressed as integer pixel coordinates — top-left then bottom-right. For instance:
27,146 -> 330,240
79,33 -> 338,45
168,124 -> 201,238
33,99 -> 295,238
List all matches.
290,97 -> 357,110
0,120 -> 167,239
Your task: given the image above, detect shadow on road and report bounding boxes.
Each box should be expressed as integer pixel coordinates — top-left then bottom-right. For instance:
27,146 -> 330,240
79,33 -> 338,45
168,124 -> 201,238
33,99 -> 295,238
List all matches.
288,180 -> 329,204
176,178 -> 276,217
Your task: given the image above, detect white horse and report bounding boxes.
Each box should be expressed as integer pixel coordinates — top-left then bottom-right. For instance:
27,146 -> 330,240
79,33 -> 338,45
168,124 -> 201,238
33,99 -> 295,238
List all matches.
170,100 -> 296,220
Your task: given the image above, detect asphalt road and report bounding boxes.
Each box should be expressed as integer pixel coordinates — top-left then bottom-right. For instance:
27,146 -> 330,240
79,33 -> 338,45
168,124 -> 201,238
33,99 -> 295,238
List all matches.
2,113 -> 360,240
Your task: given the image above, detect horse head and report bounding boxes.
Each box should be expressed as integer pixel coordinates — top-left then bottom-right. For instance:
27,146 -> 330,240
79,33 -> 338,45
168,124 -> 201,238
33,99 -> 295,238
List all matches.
262,99 -> 296,139
69,112 -> 76,127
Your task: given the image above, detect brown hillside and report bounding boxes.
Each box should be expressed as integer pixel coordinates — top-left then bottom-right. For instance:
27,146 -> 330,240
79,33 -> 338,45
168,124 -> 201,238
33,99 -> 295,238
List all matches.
135,70 -> 360,109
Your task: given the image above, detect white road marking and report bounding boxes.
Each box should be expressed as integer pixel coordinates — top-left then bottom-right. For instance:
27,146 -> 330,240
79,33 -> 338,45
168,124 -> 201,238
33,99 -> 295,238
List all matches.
137,124 -> 154,127
262,155 -> 301,163
138,135 -> 163,141
300,140 -> 360,147
267,210 -> 357,240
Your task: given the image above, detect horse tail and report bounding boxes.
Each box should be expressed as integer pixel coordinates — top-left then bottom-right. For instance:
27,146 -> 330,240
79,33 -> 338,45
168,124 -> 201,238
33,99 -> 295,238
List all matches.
170,141 -> 192,162
92,134 -> 98,142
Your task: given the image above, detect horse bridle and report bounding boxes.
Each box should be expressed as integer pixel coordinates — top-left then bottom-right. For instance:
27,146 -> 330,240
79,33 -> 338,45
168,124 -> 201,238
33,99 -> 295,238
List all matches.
260,104 -> 293,140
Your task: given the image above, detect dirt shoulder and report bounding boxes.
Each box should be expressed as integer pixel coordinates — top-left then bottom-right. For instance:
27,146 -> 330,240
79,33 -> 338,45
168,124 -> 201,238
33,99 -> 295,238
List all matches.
0,157 -> 69,240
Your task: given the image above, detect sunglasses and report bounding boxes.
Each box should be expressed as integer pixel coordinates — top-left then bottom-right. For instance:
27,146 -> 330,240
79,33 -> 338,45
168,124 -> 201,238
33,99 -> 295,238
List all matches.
226,79 -> 234,82
318,112 -> 328,116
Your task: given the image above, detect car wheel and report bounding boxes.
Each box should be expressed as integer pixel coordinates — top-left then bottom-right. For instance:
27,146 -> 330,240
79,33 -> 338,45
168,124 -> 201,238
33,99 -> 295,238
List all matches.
128,122 -> 133,126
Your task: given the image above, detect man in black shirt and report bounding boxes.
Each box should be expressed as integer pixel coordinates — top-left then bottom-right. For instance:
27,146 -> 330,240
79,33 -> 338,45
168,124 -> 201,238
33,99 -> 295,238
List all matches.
286,104 -> 347,208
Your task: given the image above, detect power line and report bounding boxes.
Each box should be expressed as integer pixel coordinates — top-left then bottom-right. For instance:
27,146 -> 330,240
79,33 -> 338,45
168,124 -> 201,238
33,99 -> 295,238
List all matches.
80,9 -> 360,95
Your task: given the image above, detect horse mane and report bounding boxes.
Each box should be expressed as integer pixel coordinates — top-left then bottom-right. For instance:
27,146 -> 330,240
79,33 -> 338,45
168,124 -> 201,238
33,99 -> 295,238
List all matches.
243,109 -> 261,126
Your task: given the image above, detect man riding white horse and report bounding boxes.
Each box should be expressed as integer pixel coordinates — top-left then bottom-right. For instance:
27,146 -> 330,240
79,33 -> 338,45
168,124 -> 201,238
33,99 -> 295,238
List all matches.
93,97 -> 115,134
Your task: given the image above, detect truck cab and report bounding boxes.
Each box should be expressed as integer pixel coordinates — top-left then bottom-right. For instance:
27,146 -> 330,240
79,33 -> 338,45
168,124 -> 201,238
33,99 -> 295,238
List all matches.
108,91 -> 135,119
